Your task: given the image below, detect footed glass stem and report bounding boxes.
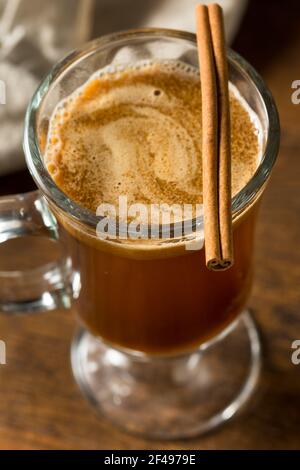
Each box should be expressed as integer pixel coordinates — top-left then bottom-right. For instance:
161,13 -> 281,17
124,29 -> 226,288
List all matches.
71,310 -> 261,439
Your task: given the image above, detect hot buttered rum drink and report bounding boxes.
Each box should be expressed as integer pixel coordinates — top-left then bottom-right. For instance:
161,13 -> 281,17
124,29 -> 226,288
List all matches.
43,61 -> 261,354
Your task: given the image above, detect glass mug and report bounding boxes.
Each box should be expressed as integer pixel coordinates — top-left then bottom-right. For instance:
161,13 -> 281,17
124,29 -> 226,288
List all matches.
0,29 -> 279,439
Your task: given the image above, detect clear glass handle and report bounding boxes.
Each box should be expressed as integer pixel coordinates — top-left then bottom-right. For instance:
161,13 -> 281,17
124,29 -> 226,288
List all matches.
0,190 -> 75,314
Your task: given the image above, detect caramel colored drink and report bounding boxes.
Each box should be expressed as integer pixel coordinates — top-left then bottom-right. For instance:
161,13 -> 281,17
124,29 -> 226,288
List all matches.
44,62 -> 261,354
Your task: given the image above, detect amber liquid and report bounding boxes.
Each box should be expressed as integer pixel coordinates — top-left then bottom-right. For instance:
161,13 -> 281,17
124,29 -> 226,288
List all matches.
58,205 -> 258,355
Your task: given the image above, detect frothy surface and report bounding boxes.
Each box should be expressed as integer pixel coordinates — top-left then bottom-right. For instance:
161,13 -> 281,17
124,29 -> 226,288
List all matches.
44,61 -> 260,212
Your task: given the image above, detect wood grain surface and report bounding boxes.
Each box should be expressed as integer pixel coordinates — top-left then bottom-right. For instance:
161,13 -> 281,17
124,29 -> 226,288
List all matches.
0,0 -> 300,450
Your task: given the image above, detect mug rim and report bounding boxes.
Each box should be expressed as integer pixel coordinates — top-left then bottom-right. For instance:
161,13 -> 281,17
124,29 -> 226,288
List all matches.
23,27 -> 280,236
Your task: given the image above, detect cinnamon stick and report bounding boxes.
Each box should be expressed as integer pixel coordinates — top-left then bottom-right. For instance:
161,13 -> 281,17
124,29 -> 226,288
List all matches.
209,3 -> 233,268
196,3 -> 234,270
196,4 -> 221,267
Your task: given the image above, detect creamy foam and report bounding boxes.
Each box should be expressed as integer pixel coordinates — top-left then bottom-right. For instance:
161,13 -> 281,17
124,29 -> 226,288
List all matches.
44,61 -> 261,213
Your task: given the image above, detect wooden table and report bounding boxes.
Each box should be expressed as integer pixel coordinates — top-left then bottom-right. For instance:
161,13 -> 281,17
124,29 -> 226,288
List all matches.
0,0 -> 299,450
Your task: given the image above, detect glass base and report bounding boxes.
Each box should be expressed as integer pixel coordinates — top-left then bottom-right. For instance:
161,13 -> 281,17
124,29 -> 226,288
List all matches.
71,310 -> 261,439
